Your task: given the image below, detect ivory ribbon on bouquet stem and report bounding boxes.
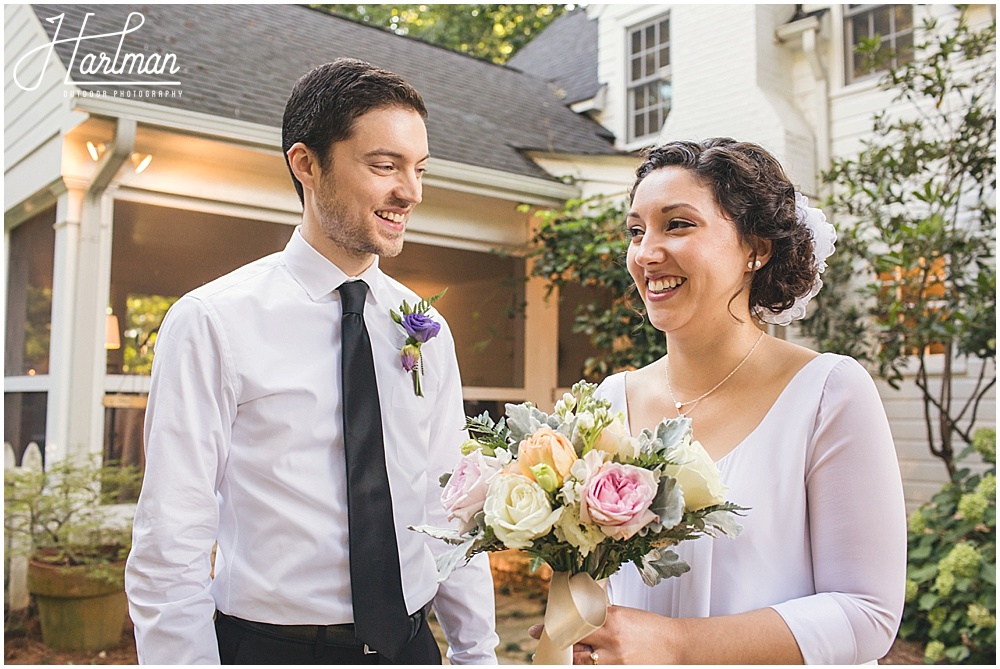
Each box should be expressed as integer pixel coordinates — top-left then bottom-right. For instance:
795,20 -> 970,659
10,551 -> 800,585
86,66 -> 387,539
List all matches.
532,571 -> 608,665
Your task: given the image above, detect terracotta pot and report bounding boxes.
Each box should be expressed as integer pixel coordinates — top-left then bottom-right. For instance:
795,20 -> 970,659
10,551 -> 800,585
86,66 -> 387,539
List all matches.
27,558 -> 128,651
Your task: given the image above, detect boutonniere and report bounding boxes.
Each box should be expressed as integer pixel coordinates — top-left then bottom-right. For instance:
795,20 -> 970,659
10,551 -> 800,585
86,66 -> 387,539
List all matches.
391,289 -> 447,397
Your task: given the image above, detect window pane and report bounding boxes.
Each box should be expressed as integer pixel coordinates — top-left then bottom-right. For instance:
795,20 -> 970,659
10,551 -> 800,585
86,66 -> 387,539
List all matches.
381,244 -> 525,388
634,85 -> 646,108
873,6 -> 891,38
660,80 -> 673,102
648,109 -> 661,135
895,5 -> 913,28
895,32 -> 914,65
851,14 -> 870,42
660,46 -> 670,69
635,112 -> 646,138
5,208 -> 55,376
644,25 -> 655,49
104,397 -> 146,483
659,19 -> 669,43
107,201 -> 293,375
630,30 -> 641,55
631,56 -> 641,82
648,81 -> 660,104
644,52 -> 656,78
4,392 -> 47,466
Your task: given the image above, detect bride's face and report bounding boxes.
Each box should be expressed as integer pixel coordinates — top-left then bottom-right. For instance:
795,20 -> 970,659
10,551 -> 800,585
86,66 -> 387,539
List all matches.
625,167 -> 756,334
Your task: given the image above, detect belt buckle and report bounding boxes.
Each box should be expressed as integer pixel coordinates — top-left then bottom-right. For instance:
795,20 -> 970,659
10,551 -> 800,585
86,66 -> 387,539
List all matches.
363,644 -> 377,655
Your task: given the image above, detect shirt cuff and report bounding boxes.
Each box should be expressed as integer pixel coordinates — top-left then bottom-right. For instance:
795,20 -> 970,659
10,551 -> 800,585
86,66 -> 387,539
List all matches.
771,593 -> 857,664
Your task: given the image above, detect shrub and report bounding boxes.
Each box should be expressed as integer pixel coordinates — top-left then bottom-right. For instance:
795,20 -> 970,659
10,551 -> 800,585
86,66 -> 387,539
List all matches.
900,427 -> 996,663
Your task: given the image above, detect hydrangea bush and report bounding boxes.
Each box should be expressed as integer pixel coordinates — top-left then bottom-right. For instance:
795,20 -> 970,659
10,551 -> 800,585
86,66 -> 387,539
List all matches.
900,427 -> 996,663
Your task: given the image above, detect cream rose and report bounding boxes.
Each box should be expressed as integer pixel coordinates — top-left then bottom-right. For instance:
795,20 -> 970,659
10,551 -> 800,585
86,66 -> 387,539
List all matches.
663,436 -> 728,511
592,415 -> 640,461
510,426 -> 578,488
483,473 -> 563,549
553,503 -> 605,557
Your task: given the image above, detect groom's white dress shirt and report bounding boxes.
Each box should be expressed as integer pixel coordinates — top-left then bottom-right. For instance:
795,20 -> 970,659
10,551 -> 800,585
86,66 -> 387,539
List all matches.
126,228 -> 499,664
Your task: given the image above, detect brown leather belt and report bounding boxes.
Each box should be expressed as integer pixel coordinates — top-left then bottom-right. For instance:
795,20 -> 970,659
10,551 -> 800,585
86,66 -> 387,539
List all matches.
216,603 -> 432,650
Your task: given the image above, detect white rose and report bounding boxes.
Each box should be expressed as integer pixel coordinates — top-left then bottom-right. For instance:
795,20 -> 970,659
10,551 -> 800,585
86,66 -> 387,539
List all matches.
662,436 -> 728,511
483,474 -> 563,549
592,415 -> 640,461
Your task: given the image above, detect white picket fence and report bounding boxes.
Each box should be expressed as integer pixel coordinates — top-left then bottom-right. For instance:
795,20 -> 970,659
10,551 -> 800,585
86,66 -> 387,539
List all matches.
4,440 -> 43,612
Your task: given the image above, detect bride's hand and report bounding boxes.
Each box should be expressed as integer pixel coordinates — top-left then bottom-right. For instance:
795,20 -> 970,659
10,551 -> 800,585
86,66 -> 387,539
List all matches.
529,605 -> 679,665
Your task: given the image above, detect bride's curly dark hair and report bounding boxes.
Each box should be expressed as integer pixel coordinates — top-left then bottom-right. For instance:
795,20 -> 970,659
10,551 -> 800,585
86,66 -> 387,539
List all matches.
629,138 -> 816,318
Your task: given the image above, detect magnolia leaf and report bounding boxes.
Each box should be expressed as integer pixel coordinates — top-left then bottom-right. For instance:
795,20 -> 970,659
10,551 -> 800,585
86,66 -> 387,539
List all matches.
647,475 -> 684,532
408,524 -> 468,545
505,402 -> 550,448
701,510 -> 743,538
637,548 -> 690,587
432,535 -> 478,582
638,416 -> 691,458
654,417 -> 692,457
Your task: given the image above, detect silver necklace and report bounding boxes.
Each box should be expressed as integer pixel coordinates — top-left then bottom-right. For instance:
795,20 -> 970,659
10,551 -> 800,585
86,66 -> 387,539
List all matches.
664,330 -> 765,417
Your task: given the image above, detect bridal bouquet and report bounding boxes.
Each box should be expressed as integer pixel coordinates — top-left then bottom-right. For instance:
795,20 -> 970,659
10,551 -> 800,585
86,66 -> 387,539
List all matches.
411,381 -> 744,663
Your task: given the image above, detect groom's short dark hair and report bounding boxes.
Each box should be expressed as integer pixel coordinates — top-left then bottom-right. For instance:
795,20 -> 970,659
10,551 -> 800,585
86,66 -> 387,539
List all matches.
281,58 -> 428,204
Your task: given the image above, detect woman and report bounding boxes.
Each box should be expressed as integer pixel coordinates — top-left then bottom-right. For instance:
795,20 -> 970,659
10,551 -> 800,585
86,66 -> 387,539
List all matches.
575,139 -> 906,664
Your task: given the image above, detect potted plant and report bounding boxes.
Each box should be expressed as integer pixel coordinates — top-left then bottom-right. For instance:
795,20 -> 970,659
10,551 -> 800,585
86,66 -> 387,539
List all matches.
4,455 -> 142,651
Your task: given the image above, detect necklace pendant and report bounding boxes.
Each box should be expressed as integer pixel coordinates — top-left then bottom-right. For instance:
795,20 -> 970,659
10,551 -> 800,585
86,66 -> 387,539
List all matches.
674,401 -> 683,410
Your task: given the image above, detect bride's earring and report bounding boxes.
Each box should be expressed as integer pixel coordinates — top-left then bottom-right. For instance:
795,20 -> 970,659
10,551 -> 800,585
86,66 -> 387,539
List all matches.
747,259 -> 762,270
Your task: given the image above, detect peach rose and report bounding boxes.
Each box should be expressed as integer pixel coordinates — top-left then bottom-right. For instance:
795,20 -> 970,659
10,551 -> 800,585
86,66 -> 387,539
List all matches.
510,427 -> 578,488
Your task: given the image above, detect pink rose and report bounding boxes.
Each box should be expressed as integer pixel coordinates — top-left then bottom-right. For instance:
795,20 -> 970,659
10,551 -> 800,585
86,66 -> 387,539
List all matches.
580,463 -> 658,540
441,450 -> 502,533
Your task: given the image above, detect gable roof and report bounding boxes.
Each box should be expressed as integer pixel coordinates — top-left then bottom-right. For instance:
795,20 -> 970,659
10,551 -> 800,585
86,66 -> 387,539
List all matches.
508,8 -> 601,106
32,4 -> 617,180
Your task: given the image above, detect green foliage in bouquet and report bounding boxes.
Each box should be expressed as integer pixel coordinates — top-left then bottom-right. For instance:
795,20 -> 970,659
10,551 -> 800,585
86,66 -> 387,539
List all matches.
900,427 -> 996,664
413,382 -> 745,585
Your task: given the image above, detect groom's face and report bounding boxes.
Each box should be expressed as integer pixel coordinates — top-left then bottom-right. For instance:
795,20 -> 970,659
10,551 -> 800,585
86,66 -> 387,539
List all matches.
312,105 -> 429,260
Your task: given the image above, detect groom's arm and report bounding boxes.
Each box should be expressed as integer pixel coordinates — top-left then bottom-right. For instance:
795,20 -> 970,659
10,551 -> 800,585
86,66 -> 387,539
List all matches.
125,297 -> 230,664
423,322 -> 499,664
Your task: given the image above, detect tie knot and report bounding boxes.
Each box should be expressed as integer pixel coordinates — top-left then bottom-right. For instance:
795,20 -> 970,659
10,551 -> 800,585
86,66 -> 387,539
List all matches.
338,280 -> 368,315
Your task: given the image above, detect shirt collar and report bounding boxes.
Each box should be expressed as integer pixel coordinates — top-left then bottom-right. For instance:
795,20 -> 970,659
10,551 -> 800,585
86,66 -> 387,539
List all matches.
282,227 -> 388,307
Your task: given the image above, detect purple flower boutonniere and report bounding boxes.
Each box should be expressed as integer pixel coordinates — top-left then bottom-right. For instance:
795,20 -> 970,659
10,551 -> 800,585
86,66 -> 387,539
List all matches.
391,289 -> 446,397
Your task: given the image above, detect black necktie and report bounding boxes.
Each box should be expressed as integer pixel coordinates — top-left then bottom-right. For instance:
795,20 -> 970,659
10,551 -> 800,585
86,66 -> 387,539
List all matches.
338,280 -> 411,660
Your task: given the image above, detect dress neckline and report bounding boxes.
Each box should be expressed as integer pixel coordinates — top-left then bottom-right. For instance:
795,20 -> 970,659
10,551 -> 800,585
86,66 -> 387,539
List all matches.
623,352 -> 833,464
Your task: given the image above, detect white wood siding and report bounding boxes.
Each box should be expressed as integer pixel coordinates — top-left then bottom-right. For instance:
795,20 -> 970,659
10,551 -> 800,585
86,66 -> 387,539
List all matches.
4,5 -> 82,213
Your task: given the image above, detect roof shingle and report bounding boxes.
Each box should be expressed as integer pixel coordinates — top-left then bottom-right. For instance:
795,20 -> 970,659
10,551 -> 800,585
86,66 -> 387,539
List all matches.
33,4 -> 616,180
508,9 -> 601,106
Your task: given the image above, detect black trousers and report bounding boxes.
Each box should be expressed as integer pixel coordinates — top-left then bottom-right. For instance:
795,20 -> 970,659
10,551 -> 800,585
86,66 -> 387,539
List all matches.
215,612 -> 442,665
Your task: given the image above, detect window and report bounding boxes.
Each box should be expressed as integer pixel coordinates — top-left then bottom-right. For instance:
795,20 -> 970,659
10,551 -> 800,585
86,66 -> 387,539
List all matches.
5,208 -> 55,377
878,256 -> 947,355
626,13 -> 671,143
845,5 -> 914,84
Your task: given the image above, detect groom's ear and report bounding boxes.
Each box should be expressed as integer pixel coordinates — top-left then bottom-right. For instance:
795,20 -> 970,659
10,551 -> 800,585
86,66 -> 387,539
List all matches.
287,142 -> 322,195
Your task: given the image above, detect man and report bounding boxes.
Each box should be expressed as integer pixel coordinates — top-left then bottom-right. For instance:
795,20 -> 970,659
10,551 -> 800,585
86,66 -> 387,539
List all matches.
125,59 -> 499,664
